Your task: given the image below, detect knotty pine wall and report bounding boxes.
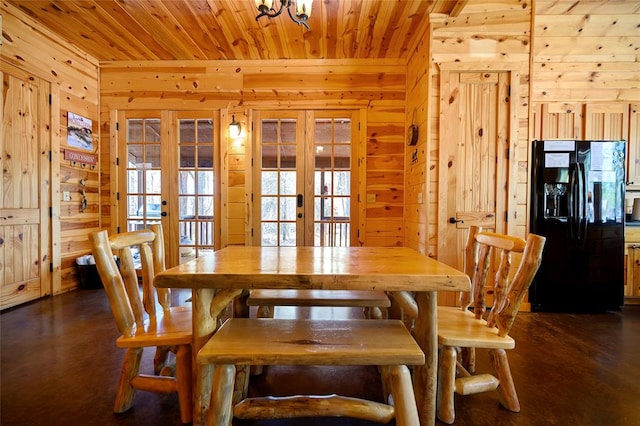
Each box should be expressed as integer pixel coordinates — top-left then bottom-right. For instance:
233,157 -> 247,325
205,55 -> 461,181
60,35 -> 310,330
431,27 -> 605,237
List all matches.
4,0 -> 639,296
100,60 -> 407,250
532,1 -> 640,105
426,1 -> 533,255
2,2 -> 101,295
404,25 -> 430,254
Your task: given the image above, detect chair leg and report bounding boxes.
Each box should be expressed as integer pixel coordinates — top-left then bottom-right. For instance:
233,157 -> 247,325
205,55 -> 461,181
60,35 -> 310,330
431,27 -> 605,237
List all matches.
176,344 -> 193,424
233,364 -> 251,404
113,347 -> 143,413
256,305 -> 274,318
364,306 -> 385,319
460,347 -> 476,373
153,345 -> 171,375
386,365 -> 419,426
489,348 -> 520,412
379,365 -> 392,405
437,345 -> 457,424
207,364 -> 236,426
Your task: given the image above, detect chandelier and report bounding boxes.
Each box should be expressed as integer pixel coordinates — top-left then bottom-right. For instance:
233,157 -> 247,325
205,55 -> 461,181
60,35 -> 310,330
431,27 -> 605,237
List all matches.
254,0 -> 313,31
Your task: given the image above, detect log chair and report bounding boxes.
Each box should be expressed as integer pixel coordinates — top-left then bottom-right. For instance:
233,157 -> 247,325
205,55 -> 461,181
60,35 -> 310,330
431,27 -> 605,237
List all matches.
89,227 -> 193,423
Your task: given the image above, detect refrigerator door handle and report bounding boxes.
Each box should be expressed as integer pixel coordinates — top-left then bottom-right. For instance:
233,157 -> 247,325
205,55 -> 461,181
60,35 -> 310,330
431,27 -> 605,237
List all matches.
568,162 -> 578,241
578,162 -> 588,245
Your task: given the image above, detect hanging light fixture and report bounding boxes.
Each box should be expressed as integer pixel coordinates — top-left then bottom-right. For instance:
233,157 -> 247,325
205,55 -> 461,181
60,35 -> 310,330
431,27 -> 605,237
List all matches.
255,0 -> 312,31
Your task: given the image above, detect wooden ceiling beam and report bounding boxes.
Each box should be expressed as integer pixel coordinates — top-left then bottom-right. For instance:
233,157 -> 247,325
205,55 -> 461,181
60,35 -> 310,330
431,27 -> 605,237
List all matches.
449,0 -> 469,18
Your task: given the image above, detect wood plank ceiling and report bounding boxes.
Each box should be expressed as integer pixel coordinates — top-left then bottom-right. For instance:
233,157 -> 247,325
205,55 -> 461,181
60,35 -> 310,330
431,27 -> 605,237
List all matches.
6,0 -> 468,61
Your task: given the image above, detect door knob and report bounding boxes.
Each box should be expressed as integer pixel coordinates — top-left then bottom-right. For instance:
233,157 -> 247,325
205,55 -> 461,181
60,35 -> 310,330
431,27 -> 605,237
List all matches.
449,217 -> 464,224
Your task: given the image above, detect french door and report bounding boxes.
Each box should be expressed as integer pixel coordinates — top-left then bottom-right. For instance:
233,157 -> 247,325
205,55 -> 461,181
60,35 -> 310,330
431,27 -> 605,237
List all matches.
252,110 -> 360,247
118,111 -> 220,267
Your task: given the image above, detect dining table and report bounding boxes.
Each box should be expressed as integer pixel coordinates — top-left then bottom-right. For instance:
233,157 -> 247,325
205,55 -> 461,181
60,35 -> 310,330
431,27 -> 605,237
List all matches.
154,246 -> 471,425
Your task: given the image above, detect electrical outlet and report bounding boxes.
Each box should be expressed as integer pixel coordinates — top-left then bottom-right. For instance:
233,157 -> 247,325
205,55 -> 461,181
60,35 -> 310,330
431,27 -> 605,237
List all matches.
62,191 -> 71,202
366,194 -> 376,203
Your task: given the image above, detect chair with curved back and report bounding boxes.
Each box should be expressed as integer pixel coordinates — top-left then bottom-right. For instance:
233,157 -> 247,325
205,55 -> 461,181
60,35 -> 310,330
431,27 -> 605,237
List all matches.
88,225 -> 193,423
435,227 -> 546,423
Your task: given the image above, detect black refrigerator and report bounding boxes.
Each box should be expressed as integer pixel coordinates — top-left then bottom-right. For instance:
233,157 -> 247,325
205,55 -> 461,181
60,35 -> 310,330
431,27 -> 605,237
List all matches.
529,139 -> 626,312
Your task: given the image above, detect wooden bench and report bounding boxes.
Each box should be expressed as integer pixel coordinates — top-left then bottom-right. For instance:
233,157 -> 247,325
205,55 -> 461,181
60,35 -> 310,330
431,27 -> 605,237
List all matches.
198,317 -> 424,425
247,289 -> 391,319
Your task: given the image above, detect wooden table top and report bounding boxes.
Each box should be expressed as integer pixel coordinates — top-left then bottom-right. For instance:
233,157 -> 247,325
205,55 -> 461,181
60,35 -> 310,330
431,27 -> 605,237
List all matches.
155,246 -> 470,293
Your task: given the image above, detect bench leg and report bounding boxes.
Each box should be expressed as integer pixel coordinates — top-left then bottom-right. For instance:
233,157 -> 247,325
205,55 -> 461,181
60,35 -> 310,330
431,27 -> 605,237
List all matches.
387,365 -> 419,426
207,364 -> 235,426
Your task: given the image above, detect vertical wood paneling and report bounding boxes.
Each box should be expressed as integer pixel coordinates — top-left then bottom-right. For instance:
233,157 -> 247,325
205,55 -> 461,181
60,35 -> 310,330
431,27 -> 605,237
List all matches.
584,104 -> 629,140
539,103 -> 583,139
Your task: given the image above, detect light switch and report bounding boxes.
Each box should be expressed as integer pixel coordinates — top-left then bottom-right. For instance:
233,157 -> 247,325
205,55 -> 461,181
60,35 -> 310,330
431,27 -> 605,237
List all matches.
62,191 -> 71,202
417,192 -> 423,204
366,194 -> 376,203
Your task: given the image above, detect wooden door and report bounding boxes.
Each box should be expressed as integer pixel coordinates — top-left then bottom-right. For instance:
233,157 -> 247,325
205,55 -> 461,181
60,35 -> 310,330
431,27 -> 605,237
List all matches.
118,111 -> 220,268
438,70 -> 512,306
1,67 -> 51,309
252,110 -> 359,247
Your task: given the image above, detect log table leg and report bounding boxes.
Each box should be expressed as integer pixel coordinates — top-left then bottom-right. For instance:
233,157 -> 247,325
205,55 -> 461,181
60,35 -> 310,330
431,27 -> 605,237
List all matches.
193,288 -> 217,426
413,291 -> 437,425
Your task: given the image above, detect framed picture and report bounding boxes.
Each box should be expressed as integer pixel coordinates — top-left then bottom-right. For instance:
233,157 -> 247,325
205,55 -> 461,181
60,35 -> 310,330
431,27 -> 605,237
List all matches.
67,112 -> 93,150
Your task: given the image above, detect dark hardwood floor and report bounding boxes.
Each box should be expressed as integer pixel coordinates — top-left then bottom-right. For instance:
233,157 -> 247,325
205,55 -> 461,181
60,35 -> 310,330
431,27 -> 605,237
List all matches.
2,289 -> 639,425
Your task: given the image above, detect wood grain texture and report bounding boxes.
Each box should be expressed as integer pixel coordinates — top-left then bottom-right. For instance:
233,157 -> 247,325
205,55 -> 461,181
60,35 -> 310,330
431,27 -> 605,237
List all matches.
3,0 -> 459,61
533,0 -> 640,103
3,0 -> 640,304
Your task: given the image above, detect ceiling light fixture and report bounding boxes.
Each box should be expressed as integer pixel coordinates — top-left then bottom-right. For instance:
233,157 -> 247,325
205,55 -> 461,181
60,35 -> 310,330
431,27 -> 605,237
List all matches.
255,0 -> 312,31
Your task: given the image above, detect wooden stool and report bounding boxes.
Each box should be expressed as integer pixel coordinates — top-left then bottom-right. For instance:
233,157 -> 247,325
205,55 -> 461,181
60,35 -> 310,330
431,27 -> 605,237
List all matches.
247,289 -> 391,319
198,318 -> 424,426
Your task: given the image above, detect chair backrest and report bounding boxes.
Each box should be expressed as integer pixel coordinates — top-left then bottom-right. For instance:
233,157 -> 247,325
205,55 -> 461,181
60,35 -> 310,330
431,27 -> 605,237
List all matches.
89,226 -> 167,337
461,226 -> 546,337
149,224 -> 171,309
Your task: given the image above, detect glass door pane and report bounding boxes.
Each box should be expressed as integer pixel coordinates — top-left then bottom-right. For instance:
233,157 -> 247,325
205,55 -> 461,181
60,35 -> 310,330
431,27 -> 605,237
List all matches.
125,116 -> 162,232
313,116 -> 351,246
177,117 -> 217,263
259,117 -> 299,246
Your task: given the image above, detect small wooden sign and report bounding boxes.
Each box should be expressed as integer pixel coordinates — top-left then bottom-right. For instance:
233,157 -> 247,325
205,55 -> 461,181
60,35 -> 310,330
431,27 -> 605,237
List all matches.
64,149 -> 97,165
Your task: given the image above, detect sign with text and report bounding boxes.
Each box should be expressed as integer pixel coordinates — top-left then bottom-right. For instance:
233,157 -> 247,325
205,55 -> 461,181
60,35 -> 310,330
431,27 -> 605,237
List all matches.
64,149 -> 97,165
